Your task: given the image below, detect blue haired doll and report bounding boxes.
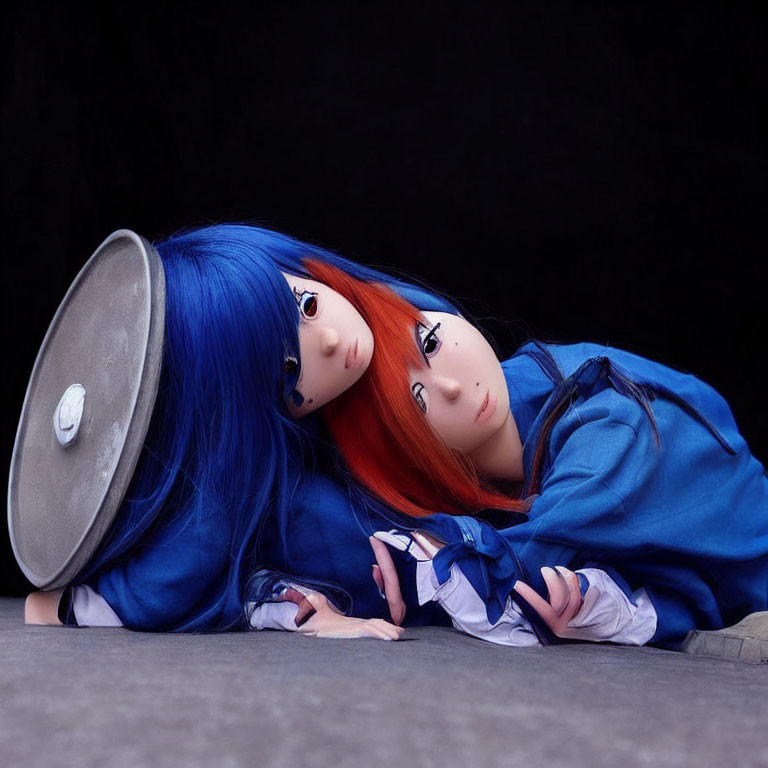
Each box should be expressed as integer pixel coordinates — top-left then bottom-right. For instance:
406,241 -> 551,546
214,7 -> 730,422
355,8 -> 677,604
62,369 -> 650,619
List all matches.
25,223 -> 457,634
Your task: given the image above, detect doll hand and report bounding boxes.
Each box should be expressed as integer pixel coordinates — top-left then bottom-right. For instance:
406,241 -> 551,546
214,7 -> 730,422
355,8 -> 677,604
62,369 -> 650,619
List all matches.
370,529 -> 445,624
513,566 -> 596,639
296,592 -> 404,641
370,530 -> 444,608
370,535 -> 407,625
25,590 -> 64,625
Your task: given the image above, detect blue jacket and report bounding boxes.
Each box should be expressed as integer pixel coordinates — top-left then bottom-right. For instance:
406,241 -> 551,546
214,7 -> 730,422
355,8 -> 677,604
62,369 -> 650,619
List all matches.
87,453 -> 452,631
424,342 -> 768,646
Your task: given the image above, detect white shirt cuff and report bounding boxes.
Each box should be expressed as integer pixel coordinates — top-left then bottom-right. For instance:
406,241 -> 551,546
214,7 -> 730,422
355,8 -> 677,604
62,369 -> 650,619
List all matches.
566,568 -> 657,645
71,585 -> 124,627
247,601 -> 300,631
424,562 -> 539,647
420,561 -> 657,647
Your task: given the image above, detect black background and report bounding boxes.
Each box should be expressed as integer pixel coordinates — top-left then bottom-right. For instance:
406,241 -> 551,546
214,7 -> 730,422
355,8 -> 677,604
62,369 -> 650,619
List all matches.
2,2 -> 767,595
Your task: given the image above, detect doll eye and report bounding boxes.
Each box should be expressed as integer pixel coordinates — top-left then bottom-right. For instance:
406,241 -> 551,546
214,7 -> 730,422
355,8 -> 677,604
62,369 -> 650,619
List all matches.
411,382 -> 428,414
416,322 -> 442,362
283,356 -> 304,408
293,288 -> 318,319
284,355 -> 300,391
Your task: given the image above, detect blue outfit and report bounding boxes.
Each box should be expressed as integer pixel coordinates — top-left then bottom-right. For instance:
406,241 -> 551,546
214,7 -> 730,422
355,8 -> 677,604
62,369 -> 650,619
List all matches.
424,342 -> 768,647
86,341 -> 768,647
86,466 -> 451,630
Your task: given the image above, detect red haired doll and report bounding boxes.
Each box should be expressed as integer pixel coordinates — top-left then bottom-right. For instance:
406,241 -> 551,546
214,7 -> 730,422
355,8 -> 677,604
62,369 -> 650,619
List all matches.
316,262 -> 768,649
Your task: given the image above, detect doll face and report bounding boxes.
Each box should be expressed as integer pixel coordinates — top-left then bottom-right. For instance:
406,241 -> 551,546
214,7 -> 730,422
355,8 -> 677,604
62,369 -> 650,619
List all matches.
282,273 -> 374,417
409,311 -> 510,455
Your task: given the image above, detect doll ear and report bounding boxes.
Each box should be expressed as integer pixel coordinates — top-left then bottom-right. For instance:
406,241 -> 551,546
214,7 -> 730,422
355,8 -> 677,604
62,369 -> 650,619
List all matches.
9,230 -> 165,590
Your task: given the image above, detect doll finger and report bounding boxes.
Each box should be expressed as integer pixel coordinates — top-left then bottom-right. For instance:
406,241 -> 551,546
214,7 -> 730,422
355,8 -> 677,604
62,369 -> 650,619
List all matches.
368,628 -> 396,641
369,537 -> 406,625
555,567 -> 583,620
367,619 -> 404,641
370,535 -> 395,566
365,621 -> 391,640
360,619 -> 387,640
294,598 -> 317,627
513,580 -> 559,626
541,567 -> 568,615
372,564 -> 386,599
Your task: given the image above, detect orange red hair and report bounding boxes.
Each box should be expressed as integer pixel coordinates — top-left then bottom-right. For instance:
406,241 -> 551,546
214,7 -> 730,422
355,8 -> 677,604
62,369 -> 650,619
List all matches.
306,259 -> 528,518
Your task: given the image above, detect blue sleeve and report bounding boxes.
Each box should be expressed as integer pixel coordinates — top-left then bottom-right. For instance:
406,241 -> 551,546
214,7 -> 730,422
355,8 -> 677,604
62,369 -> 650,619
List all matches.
522,386 -> 766,646
85,506 -> 231,631
514,389 -> 661,573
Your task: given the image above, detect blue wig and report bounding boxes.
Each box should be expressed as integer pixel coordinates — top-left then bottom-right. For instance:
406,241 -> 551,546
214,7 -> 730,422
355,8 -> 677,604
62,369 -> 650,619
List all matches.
76,224 -> 455,631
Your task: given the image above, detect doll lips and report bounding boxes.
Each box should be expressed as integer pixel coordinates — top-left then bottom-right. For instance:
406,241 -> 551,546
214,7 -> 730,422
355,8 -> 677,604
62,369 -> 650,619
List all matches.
345,339 -> 359,369
475,389 -> 497,423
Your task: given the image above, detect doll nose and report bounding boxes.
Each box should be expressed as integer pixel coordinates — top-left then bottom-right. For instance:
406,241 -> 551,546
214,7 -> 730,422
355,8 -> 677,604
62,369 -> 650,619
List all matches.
435,376 -> 461,402
319,326 -> 340,355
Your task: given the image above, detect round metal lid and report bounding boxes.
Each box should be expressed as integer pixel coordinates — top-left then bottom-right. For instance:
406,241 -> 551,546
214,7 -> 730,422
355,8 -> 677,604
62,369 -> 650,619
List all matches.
8,230 -> 165,589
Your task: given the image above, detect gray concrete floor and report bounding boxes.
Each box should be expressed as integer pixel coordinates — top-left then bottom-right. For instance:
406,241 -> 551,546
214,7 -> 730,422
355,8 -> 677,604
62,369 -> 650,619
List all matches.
1,597 -> 767,767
